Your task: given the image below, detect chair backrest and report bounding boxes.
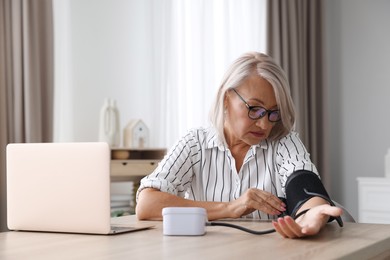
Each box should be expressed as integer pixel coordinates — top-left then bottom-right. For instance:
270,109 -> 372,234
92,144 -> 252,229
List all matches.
333,201 -> 356,223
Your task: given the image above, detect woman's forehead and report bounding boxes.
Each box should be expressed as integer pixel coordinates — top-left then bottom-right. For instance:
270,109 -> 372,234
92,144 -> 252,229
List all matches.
236,76 -> 277,106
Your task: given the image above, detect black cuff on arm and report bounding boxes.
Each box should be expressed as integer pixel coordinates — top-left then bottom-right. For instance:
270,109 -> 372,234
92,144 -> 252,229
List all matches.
284,170 -> 343,227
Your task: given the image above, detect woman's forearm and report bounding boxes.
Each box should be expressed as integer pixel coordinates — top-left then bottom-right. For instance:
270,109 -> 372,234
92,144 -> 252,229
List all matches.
136,188 -> 230,220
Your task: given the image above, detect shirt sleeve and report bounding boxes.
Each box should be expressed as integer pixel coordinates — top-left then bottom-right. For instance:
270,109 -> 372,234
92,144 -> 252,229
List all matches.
274,131 -> 319,194
136,130 -> 199,201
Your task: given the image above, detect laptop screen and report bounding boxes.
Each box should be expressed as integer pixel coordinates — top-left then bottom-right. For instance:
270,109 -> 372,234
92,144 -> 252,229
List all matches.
6,142 -> 112,234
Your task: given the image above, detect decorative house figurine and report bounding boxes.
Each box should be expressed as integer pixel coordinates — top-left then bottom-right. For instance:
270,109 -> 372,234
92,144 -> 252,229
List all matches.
123,119 -> 149,148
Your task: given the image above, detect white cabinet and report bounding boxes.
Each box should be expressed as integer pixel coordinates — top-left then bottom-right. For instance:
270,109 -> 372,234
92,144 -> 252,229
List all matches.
357,177 -> 390,224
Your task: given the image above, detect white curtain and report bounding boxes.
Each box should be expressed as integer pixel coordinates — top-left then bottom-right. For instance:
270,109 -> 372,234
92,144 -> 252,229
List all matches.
52,0 -> 267,149
150,0 -> 267,147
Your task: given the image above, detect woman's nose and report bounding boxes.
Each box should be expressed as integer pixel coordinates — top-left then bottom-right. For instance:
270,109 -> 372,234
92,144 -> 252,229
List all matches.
255,116 -> 272,129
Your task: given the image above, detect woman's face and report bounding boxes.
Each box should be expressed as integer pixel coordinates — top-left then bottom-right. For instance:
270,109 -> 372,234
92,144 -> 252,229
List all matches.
224,75 -> 278,147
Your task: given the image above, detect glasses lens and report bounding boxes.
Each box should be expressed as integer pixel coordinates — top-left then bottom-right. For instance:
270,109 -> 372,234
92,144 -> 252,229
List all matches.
248,107 -> 267,119
268,111 -> 281,122
248,107 -> 281,122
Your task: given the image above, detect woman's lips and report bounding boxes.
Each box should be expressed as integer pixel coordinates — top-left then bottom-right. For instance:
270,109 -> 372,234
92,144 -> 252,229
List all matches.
249,131 -> 266,138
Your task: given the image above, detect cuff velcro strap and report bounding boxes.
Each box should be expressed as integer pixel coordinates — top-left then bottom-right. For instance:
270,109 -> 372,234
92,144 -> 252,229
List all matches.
285,170 -> 343,227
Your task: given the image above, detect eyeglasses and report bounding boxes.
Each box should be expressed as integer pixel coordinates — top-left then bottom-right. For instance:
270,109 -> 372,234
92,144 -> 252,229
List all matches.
231,89 -> 281,122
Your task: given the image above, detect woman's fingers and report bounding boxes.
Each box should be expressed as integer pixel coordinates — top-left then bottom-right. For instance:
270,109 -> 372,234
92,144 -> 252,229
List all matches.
273,216 -> 304,238
257,193 -> 286,214
320,205 -> 343,217
230,188 -> 288,217
245,188 -> 286,215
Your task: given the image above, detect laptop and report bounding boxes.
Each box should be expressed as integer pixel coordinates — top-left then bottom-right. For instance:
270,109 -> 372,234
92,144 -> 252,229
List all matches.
6,142 -> 152,235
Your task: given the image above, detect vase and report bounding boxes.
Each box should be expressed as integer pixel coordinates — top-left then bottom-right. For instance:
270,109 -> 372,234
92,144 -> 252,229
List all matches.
99,98 -> 120,147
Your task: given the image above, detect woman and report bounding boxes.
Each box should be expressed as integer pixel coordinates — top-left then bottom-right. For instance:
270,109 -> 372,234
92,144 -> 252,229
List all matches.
136,52 -> 342,238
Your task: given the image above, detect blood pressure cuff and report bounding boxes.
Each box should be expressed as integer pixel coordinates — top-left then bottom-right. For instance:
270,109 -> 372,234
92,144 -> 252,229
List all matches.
284,170 -> 343,227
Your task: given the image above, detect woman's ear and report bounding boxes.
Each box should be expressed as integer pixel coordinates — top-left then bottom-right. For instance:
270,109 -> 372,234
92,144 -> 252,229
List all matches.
222,94 -> 229,117
223,91 -> 229,110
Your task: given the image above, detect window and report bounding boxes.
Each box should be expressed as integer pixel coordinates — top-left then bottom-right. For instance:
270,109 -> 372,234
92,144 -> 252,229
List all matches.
53,0 -> 267,147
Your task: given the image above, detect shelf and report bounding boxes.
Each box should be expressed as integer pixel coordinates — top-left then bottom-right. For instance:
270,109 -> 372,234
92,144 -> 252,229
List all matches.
110,148 -> 166,214
111,148 -> 166,160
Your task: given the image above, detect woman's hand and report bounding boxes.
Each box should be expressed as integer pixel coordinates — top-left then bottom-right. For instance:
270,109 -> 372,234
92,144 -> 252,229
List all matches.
272,204 -> 343,238
228,188 -> 286,218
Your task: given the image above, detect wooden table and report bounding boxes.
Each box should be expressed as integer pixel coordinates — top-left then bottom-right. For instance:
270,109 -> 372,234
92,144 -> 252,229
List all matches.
1,215 -> 389,259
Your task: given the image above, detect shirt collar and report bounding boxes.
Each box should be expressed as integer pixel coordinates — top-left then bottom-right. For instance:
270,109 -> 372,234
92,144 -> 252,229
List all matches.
205,127 -> 225,150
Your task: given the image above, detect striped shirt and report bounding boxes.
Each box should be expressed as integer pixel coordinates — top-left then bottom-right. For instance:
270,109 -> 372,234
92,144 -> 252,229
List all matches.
137,127 -> 318,219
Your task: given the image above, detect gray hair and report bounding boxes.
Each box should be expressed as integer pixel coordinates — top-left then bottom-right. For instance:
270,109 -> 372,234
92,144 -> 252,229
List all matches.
209,52 -> 296,145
